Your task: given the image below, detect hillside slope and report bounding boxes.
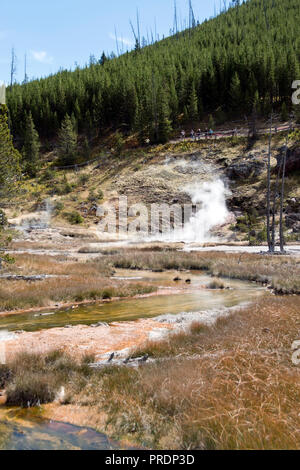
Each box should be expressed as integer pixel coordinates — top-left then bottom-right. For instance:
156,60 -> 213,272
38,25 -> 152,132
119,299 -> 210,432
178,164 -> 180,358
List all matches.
7,0 -> 300,146
7,131 -> 300,246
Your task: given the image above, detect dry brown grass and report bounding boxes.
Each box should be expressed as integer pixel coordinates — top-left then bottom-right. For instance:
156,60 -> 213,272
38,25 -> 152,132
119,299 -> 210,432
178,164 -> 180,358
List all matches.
0,254 -> 155,311
108,250 -> 300,293
1,249 -> 299,310
2,351 -> 93,407
76,295 -> 300,449
7,253 -> 111,276
3,295 -> 300,449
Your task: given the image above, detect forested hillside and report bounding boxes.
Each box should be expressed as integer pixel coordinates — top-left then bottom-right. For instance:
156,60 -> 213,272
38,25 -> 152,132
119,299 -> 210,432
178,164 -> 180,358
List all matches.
7,0 -> 300,147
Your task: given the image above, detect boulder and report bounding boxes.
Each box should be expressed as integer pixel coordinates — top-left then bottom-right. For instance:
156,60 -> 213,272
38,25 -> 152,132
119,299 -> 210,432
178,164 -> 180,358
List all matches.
285,213 -> 300,228
292,222 -> 300,234
285,198 -> 300,214
226,158 -> 265,180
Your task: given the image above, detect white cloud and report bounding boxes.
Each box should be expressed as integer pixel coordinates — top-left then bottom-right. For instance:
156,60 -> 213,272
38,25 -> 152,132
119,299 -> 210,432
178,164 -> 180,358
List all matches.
31,50 -> 54,64
109,33 -> 133,47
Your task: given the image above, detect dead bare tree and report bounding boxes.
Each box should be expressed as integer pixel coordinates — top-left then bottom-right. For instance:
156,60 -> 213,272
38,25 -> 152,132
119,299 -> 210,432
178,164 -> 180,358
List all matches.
188,0 -> 196,29
271,146 -> 283,249
23,53 -> 28,84
266,113 -> 273,252
114,27 -> 120,57
136,9 -> 141,47
173,0 -> 178,35
279,120 -> 292,253
262,0 -> 275,253
10,48 -> 17,88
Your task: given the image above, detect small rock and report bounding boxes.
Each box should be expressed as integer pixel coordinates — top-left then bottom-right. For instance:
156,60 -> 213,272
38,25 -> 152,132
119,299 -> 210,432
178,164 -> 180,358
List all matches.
138,354 -> 149,363
262,328 -> 271,334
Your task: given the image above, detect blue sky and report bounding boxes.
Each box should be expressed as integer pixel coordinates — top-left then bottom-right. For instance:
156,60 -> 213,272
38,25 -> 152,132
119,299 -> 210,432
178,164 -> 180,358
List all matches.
0,0 -> 217,84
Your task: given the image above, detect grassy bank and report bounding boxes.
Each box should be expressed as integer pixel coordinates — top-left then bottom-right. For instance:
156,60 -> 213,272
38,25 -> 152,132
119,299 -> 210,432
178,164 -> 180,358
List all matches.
0,254 -> 155,311
108,250 -> 300,294
1,249 -> 299,311
1,294 -> 300,449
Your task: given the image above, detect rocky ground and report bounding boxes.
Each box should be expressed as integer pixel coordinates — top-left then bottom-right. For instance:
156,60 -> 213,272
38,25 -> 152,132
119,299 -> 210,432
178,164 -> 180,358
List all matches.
5,318 -> 174,361
4,132 -> 299,249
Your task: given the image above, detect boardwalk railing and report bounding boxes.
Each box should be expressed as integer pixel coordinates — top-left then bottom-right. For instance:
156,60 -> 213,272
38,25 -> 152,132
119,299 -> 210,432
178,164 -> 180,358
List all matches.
176,123 -> 298,142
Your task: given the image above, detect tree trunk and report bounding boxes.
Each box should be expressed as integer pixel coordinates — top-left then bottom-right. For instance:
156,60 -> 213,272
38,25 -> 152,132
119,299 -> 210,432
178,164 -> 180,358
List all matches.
271,154 -> 283,249
266,114 -> 273,252
279,126 -> 290,253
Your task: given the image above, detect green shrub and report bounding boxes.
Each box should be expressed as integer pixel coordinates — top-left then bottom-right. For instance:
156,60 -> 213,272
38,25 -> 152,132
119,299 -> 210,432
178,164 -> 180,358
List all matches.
63,211 -> 84,225
78,173 -> 89,186
257,227 -> 267,242
54,201 -> 64,214
40,167 -> 56,182
237,223 -> 248,233
102,289 -> 113,300
60,182 -> 73,194
111,131 -> 125,156
88,189 -> 103,203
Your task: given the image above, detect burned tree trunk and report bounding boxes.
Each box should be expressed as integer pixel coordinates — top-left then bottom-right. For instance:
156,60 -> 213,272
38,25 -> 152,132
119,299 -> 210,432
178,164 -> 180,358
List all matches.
279,131 -> 290,253
266,114 -> 273,252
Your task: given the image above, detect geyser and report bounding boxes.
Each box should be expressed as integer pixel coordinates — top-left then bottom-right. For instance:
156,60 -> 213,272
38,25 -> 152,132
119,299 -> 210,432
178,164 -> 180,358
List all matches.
165,179 -> 231,243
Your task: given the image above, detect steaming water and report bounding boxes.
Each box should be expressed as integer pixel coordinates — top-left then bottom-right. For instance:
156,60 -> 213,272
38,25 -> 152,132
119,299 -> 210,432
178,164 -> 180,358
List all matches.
181,179 -> 230,242
0,330 -> 15,342
16,198 -> 53,232
161,179 -> 230,243
0,330 -> 15,364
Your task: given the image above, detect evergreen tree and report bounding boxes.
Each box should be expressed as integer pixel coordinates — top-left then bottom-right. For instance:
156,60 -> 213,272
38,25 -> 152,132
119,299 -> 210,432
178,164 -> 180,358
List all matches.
82,136 -> 90,158
188,84 -> 198,121
22,112 -> 40,177
5,0 -> 300,141
229,72 -> 242,115
99,52 -> 107,65
215,107 -> 227,125
0,105 -> 21,199
0,104 -> 21,266
57,114 -> 77,165
157,90 -> 172,143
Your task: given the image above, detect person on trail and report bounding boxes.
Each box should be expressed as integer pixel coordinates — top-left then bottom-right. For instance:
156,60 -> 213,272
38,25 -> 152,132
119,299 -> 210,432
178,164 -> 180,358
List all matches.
190,129 -> 195,140
181,130 -> 185,140
209,129 -> 214,138
196,129 -> 201,140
